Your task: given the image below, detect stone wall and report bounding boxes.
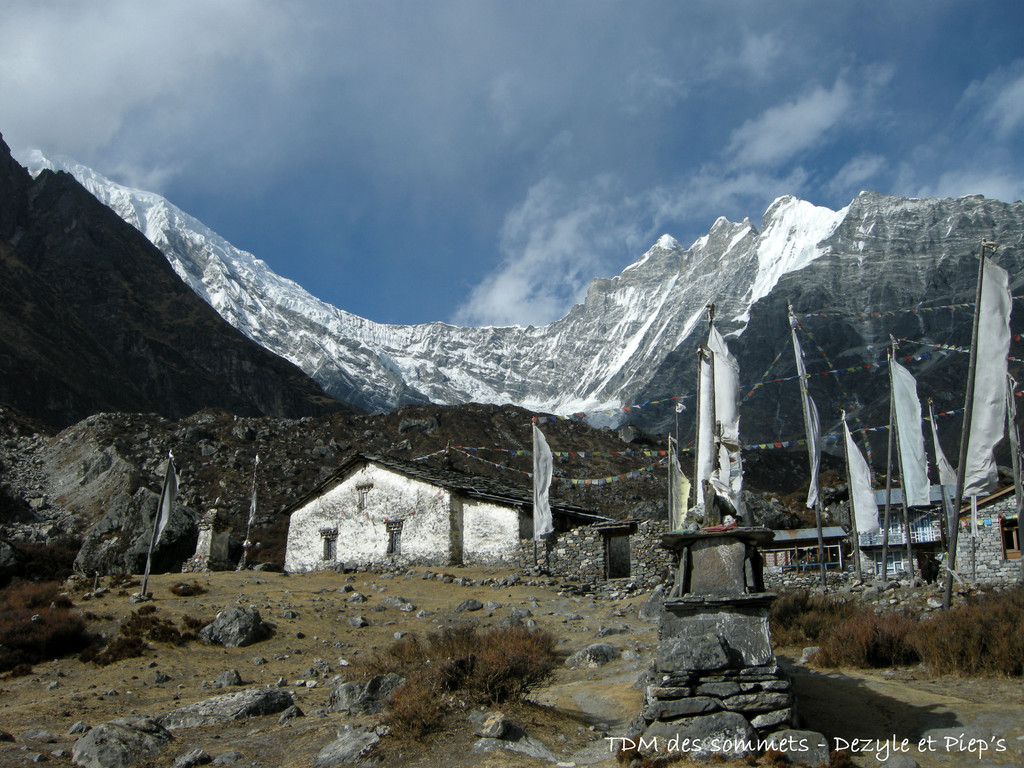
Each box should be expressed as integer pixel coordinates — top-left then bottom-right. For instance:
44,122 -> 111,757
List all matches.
954,496 -> 1022,585
516,519 -> 673,588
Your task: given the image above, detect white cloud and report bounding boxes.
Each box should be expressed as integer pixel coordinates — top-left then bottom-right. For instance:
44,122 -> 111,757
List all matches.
968,61 -> 1024,139
726,79 -> 853,169
912,168 -> 1024,204
826,153 -> 886,199
452,176 -> 646,327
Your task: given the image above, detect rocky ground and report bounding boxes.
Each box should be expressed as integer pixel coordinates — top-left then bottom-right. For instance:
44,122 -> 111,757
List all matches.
1,567 -> 1022,768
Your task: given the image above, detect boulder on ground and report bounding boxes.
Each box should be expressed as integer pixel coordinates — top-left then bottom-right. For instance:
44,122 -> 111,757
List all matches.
74,486 -> 198,576
327,673 -> 404,715
71,716 -> 173,768
314,726 -> 379,768
565,642 -> 617,668
199,606 -> 271,647
155,687 -> 294,730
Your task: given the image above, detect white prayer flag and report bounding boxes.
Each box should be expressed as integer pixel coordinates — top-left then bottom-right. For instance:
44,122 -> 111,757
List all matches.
532,424 -> 554,539
790,311 -> 821,509
890,359 -> 931,507
668,436 -> 690,530
154,455 -> 178,547
964,259 -> 1011,496
248,454 -> 260,529
694,349 -> 716,489
707,325 -> 740,443
707,325 -> 744,516
928,401 -> 957,488
844,418 -> 880,534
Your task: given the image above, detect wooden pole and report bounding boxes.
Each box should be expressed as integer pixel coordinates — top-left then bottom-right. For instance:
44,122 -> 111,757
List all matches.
790,305 -> 827,586
944,244 -> 991,610
882,349 -> 895,581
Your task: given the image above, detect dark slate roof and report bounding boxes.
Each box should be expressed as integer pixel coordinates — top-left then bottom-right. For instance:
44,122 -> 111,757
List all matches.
283,452 -> 611,525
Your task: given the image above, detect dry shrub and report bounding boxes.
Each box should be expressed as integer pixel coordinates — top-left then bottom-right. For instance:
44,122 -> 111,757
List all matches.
915,586 -> 1024,677
3,536 -> 81,585
758,748 -> 789,767
79,634 -> 147,666
0,581 -> 90,674
169,581 -> 207,597
80,607 -> 207,666
357,623 -> 557,739
813,611 -> 919,668
383,667 -> 449,737
769,589 -> 859,646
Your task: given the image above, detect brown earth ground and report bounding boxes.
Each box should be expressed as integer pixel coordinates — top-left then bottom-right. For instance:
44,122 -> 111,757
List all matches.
1,568 -> 1022,768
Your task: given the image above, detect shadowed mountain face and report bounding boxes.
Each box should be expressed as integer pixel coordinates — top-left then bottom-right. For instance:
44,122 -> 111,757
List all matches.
0,134 -> 350,431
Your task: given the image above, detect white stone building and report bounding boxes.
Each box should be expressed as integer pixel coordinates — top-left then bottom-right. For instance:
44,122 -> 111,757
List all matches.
283,453 -> 608,572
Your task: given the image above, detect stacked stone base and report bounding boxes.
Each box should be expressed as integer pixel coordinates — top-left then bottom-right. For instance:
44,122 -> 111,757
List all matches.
634,595 -> 793,760
637,662 -> 794,756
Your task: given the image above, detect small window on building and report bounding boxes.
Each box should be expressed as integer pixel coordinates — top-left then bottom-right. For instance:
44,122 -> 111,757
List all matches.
386,520 -> 403,556
322,535 -> 337,561
1001,518 -> 1020,560
356,484 -> 373,511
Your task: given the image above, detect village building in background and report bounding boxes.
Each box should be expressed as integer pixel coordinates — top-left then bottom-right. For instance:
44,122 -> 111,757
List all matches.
282,453 -> 671,583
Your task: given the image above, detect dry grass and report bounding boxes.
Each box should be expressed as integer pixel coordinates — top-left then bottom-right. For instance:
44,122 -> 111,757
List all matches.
774,586 -> 1024,677
0,581 -> 90,675
355,623 -> 557,738
768,589 -> 859,646
813,611 -> 920,668
79,605 -> 209,666
914,586 -> 1024,677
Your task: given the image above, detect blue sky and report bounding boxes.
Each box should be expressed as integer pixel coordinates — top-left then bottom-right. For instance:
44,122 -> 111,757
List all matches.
2,1 -> 1023,327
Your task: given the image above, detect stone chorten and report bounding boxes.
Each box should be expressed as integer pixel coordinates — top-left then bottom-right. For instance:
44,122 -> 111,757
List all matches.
182,508 -> 234,572
635,526 -> 794,760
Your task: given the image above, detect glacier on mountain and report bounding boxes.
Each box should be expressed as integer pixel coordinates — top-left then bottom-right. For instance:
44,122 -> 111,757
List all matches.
25,153 -> 1024,439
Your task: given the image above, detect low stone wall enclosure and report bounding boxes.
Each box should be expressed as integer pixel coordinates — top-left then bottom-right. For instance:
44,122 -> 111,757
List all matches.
515,519 -> 673,589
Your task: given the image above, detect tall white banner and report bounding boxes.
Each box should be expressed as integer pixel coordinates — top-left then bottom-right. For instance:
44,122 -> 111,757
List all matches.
928,401 -> 957,488
964,260 -> 1012,496
790,312 -> 821,509
154,455 -> 178,547
694,349 -> 716,490
844,418 -> 880,534
890,359 -> 931,507
668,436 -> 689,530
707,325 -> 740,443
532,424 -> 554,539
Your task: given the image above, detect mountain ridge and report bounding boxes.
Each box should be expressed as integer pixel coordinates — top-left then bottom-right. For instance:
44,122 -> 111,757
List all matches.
25,152 -> 1024,449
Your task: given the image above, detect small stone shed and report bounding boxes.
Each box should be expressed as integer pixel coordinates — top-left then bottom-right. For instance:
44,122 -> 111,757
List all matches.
283,453 -> 610,572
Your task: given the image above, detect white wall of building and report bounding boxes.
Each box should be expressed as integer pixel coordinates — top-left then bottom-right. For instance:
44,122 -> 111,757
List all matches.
462,497 -> 521,563
284,463 -> 454,572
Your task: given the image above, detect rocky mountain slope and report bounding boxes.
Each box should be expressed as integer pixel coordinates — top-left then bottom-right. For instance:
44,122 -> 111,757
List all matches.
1,399 -> 821,579
0,135 -> 347,432
27,152 -> 1024,450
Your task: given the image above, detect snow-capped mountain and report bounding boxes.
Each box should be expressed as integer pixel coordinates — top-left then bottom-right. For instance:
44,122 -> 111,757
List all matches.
26,153 -> 1024,444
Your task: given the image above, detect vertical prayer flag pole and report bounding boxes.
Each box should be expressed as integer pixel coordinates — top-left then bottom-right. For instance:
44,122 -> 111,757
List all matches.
140,451 -> 177,599
888,339 -> 916,581
841,412 -> 864,582
945,243 -> 992,609
789,305 -> 826,585
241,453 -> 260,570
